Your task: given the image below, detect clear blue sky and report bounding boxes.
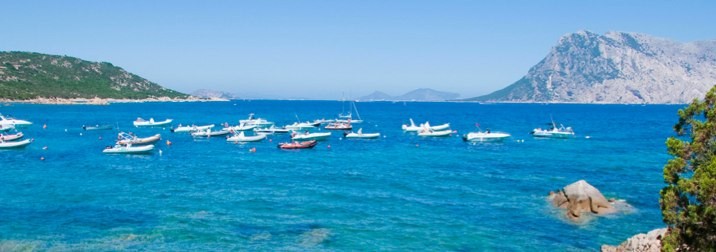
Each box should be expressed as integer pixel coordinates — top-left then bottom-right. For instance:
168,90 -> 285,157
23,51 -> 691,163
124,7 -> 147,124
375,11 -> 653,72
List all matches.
2,1 -> 715,99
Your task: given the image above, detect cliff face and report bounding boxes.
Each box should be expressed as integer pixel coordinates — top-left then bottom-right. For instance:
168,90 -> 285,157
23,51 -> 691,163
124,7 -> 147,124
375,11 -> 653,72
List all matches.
0,51 -> 186,99
471,31 -> 716,103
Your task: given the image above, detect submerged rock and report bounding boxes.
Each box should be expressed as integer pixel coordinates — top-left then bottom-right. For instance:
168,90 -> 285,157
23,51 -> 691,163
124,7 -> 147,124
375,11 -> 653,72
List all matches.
548,180 -> 617,221
601,228 -> 666,252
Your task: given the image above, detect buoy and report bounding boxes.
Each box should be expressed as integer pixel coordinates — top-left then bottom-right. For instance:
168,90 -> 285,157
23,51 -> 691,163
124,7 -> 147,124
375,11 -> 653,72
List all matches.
327,145 -> 331,149
64,129 -> 68,132
98,136 -> 102,140
79,133 -> 83,136
159,149 -> 163,156
43,124 -> 47,129
42,146 -> 48,150
585,136 -> 591,139
249,147 -> 256,153
40,156 -> 45,161
416,144 -> 420,147
166,140 -> 172,146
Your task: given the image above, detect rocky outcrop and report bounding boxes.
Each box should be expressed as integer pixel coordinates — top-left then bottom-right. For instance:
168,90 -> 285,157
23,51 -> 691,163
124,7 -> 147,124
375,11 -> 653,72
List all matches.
601,228 -> 666,252
548,180 -> 616,221
469,30 -> 716,104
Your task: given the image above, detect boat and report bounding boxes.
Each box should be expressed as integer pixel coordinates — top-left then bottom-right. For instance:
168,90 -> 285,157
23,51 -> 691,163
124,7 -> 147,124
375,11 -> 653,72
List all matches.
0,132 -> 23,141
462,131 -> 511,142
192,129 -> 231,138
312,118 -> 335,125
103,144 -> 154,154
171,124 -> 214,133
83,124 -> 113,131
335,101 -> 363,123
133,117 -> 173,127
226,131 -> 267,142
254,125 -> 290,134
325,122 -> 352,130
531,119 -> 575,138
344,128 -> 380,139
418,123 -> 453,137
0,139 -> 32,149
428,122 -> 450,131
0,114 -> 32,127
0,124 -> 15,132
239,113 -> 274,127
278,140 -> 318,149
401,118 -> 421,132
291,131 -> 331,141
284,122 -> 317,131
116,132 -> 161,145
222,123 -> 257,131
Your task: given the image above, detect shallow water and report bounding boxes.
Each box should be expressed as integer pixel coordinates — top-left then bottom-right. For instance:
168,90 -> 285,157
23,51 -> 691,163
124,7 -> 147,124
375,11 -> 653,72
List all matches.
0,101 -> 678,251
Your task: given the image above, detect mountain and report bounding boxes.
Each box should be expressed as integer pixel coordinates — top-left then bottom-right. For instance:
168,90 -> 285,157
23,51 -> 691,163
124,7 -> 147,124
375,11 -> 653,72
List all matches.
191,89 -> 237,100
358,91 -> 393,101
395,88 -> 460,101
468,31 -> 716,103
0,51 -> 186,100
358,88 -> 460,101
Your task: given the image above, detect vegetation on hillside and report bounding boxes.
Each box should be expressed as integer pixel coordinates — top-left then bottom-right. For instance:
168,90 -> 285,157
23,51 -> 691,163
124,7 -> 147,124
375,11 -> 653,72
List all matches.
0,51 -> 187,99
660,85 -> 716,250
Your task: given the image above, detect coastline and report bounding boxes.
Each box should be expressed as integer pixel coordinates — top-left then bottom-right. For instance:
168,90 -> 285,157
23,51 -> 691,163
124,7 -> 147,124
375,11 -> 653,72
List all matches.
0,96 -> 229,105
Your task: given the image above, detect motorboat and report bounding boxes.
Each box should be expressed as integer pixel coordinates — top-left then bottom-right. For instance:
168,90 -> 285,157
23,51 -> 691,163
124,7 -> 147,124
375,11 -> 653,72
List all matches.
325,122 -> 352,130
291,131 -> 331,141
417,124 -> 452,137
222,123 -> 257,131
401,118 -> 421,132
133,117 -> 173,127
462,131 -> 511,142
0,132 -> 23,141
103,144 -> 154,154
83,124 -> 113,131
239,113 -> 274,127
226,131 -> 267,142
531,119 -> 575,138
116,132 -> 161,145
0,124 -> 15,132
278,140 -> 317,149
313,118 -> 335,125
284,122 -> 317,131
0,139 -> 32,149
0,114 -> 32,127
191,129 -> 230,138
344,128 -> 380,139
171,124 -> 214,133
428,122 -> 450,131
254,125 -> 290,134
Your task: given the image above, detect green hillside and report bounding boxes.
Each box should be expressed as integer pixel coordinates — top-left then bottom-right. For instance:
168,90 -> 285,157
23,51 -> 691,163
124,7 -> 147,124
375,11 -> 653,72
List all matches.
0,51 -> 187,99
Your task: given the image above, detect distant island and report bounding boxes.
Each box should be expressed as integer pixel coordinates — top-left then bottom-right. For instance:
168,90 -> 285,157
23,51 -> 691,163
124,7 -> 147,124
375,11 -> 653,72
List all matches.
0,51 -> 191,104
466,30 -> 716,104
358,88 -> 460,101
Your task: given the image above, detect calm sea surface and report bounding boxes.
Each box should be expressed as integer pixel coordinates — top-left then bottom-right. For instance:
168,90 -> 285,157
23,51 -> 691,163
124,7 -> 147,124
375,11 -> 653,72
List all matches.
0,101 -> 679,251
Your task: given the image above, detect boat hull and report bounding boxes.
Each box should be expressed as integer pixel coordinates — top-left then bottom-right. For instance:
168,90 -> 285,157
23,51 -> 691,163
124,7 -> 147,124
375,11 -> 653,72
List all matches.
227,134 -> 267,142
345,132 -> 380,139
278,140 -> 317,149
0,139 -> 32,149
418,130 -> 452,137
291,132 -> 331,141
103,144 -> 154,154
133,119 -> 173,127
117,134 -> 161,145
463,132 -> 510,142
0,132 -> 23,141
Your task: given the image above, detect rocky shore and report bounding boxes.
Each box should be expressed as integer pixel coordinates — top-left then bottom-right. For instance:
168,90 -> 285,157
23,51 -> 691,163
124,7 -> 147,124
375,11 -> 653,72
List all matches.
0,96 -> 228,105
601,228 -> 666,252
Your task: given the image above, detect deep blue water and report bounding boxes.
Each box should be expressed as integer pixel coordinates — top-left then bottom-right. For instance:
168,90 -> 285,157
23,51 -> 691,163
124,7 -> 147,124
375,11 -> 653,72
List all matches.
0,101 -> 679,251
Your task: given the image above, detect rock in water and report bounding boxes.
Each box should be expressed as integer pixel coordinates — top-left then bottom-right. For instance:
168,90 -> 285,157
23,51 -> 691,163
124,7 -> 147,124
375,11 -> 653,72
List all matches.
601,228 -> 666,252
548,180 -> 616,221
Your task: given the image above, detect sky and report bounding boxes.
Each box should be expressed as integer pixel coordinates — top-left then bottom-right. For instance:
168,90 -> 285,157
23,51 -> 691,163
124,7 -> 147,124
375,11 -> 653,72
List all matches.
2,1 -> 715,99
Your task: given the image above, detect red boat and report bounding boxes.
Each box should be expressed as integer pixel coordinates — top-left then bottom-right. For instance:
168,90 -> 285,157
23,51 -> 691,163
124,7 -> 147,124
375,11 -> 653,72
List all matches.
278,140 -> 318,149
0,132 -> 23,141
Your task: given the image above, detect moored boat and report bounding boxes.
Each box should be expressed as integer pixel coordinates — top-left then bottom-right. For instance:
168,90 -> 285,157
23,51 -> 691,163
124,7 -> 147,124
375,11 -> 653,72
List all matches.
401,118 -> 421,132
116,132 -> 161,145
0,114 -> 32,127
284,122 -> 317,131
0,124 -> 15,132
344,128 -> 380,139
291,131 -> 331,141
462,131 -> 511,142
0,132 -> 24,141
171,124 -> 214,133
191,129 -> 231,138
0,139 -> 32,149
278,140 -> 317,149
239,113 -> 274,127
254,125 -> 290,134
226,131 -> 267,142
83,124 -> 113,131
325,122 -> 352,130
531,119 -> 575,138
103,144 -> 154,154
222,123 -> 257,131
133,117 -> 173,127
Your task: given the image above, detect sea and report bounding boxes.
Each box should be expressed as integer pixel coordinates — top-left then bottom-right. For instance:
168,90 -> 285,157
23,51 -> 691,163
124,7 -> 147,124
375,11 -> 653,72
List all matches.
0,101 -> 679,251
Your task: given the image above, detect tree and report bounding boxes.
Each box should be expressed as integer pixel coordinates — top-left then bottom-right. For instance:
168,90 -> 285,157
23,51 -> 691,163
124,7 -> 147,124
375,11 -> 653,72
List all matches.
660,85 -> 716,251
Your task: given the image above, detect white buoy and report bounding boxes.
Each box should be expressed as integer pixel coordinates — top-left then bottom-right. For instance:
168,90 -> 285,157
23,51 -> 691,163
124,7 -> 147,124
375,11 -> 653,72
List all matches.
79,132 -> 83,136
159,149 -> 163,156
64,129 -> 68,132
585,136 -> 591,139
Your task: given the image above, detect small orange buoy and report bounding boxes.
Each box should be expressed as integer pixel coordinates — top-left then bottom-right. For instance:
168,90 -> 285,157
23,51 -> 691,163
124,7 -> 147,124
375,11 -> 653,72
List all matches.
249,147 -> 256,153
43,124 -> 47,129
166,140 -> 172,146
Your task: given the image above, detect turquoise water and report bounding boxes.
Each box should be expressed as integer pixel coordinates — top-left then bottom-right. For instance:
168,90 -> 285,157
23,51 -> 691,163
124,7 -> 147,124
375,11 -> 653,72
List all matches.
0,101 -> 677,251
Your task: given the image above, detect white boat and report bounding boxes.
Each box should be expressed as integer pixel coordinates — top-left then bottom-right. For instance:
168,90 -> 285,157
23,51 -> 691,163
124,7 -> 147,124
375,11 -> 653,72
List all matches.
171,124 -> 214,133
83,124 -> 113,131
0,114 -> 32,127
254,125 -> 290,134
239,113 -> 274,127
0,132 -> 24,141
418,124 -> 453,137
222,123 -> 257,131
531,120 -> 575,138
133,117 -> 173,127
344,128 -> 380,139
402,118 -> 421,132
226,131 -> 267,142
284,122 -> 317,130
103,144 -> 154,154
335,101 -> 363,123
192,129 -> 230,138
313,118 -> 335,125
116,133 -> 161,145
0,124 -> 15,132
428,122 -> 450,131
291,131 -> 331,141
463,131 -> 511,142
0,139 -> 32,149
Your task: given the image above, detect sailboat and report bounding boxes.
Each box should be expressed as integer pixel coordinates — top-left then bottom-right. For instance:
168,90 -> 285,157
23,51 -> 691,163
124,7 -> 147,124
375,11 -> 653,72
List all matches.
336,101 -> 363,123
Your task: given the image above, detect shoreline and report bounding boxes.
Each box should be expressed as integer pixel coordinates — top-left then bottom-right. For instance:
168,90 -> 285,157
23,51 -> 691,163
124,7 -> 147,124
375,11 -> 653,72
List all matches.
0,96 -> 229,105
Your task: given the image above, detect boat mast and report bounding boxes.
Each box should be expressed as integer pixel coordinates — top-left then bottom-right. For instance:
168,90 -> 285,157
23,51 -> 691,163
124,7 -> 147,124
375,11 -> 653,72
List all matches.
353,101 -> 362,120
